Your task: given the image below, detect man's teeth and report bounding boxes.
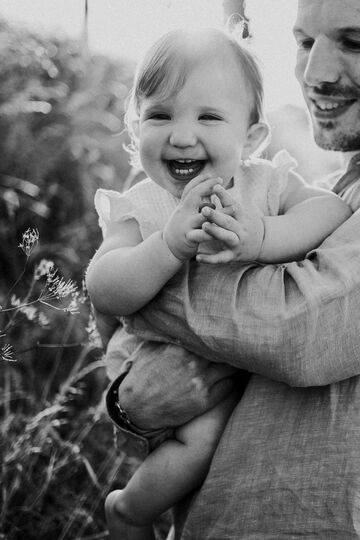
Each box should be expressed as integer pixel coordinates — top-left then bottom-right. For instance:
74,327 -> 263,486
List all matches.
316,101 -> 342,111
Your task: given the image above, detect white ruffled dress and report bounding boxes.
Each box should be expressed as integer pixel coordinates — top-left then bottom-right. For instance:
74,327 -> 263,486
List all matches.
94,150 -> 297,380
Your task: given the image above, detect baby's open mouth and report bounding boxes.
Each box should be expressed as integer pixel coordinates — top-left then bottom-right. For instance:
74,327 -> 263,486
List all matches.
167,159 -> 206,181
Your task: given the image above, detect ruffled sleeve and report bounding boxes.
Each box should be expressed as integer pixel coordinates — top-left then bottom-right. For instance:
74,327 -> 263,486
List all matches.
94,179 -> 178,239
95,183 -> 161,239
95,188 -> 144,237
267,149 -> 298,216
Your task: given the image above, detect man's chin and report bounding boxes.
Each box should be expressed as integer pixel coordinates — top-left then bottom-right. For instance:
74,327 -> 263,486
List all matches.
314,130 -> 360,152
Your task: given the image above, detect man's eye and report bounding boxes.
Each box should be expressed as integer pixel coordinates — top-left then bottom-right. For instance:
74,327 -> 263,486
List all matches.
297,39 -> 314,50
342,38 -> 360,51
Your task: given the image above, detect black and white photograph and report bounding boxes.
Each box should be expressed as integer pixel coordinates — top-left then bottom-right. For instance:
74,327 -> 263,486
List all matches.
1,1 -> 360,538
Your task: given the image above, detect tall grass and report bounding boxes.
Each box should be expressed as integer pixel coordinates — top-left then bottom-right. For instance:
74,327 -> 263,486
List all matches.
0,17 -> 170,539
0,229 -> 131,539
0,18 -> 143,540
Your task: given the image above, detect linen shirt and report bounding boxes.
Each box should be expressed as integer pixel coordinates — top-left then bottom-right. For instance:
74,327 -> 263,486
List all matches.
125,173 -> 360,538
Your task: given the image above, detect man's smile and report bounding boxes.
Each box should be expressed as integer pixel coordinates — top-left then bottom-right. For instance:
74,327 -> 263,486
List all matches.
307,93 -> 358,121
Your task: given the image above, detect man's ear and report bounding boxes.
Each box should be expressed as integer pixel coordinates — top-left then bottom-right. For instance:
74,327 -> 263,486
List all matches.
242,122 -> 270,159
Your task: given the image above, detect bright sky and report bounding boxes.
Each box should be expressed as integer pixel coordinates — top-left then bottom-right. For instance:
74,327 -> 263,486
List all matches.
0,0 -> 302,109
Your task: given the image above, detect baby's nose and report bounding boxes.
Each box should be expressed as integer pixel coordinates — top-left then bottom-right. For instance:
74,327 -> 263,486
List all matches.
169,123 -> 197,147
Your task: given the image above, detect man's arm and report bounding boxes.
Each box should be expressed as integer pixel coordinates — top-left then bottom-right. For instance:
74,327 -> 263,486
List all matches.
127,210 -> 360,387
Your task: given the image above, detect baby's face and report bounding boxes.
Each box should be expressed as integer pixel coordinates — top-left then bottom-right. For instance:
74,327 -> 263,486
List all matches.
138,52 -> 254,198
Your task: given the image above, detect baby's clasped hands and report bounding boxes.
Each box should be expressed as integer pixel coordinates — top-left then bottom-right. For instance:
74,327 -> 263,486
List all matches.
162,174 -> 223,261
196,183 -> 266,264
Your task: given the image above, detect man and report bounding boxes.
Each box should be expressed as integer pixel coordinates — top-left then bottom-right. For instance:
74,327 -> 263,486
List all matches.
107,0 -> 360,537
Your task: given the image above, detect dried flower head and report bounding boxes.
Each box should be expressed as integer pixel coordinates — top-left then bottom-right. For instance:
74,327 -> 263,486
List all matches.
19,228 -> 39,257
1,343 -> 15,362
43,271 -> 78,300
53,278 -> 77,299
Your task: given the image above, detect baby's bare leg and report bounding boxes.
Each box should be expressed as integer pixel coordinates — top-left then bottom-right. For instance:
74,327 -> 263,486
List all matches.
105,491 -> 155,540
105,391 -> 238,539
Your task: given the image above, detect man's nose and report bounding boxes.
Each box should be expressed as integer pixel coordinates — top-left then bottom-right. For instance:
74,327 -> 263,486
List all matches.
303,37 -> 341,87
169,122 -> 197,148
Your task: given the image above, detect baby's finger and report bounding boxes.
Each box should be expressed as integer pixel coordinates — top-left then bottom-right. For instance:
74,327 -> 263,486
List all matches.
212,184 -> 240,212
196,249 -> 235,264
202,206 -> 240,231
182,176 -> 223,207
186,229 -> 213,244
190,213 -> 206,228
181,174 -> 212,199
199,198 -> 216,211
202,221 -> 239,247
181,169 -> 221,198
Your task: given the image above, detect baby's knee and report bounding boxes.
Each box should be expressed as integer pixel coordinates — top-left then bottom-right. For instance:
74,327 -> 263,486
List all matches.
105,489 -> 139,526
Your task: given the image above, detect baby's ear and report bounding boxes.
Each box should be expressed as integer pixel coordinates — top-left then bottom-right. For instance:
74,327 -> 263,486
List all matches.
243,122 -> 270,159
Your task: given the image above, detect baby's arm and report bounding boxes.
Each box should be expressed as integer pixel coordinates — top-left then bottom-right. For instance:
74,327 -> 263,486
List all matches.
86,219 -> 181,317
195,173 -> 351,264
86,175 -> 220,316
260,171 -> 352,262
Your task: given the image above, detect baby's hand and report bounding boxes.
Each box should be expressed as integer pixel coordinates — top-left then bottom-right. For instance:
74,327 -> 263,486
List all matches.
163,174 -> 222,260
195,184 -> 265,264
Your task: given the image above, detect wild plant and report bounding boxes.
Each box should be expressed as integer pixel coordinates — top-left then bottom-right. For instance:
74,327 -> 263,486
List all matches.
0,230 -> 129,540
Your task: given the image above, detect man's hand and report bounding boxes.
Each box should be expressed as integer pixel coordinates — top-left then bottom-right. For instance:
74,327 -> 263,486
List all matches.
189,184 -> 265,264
163,174 -> 222,260
117,341 -> 237,430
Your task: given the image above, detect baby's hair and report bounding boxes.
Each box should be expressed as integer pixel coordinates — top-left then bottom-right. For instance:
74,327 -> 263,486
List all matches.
125,27 -> 264,168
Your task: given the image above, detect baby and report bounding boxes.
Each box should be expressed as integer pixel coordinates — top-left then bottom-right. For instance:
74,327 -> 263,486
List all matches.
86,27 -> 351,540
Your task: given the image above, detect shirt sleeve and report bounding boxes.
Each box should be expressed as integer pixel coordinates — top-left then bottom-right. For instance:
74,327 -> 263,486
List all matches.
127,209 -> 360,387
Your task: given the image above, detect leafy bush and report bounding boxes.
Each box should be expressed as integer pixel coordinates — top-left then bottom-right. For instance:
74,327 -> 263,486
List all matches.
0,18 -> 138,286
0,19 -> 148,540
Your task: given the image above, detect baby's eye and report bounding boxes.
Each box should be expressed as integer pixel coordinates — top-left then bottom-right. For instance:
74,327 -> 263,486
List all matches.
146,112 -> 170,120
199,114 -> 222,121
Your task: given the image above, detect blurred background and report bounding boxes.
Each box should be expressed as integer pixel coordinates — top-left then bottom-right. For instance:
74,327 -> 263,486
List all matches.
0,2 -> 341,539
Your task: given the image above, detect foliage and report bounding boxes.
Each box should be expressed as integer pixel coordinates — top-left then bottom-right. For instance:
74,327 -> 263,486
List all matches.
0,18 -> 136,290
0,19 -> 147,540
1,352 -> 125,540
0,227 -> 126,539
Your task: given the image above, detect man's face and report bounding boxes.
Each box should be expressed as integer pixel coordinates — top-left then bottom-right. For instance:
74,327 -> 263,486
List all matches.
294,0 -> 360,151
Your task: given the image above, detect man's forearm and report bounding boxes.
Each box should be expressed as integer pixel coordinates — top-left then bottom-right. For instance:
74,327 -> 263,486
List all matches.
128,210 -> 360,387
